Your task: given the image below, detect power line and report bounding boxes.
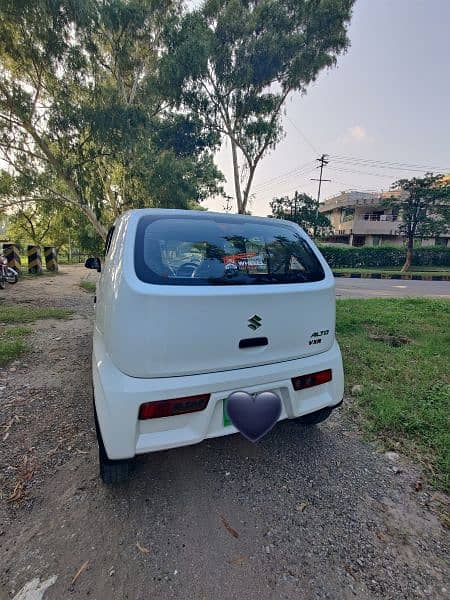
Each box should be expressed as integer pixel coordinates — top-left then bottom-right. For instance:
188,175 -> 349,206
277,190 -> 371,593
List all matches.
327,166 -> 400,179
252,160 -> 316,193
329,154 -> 450,173
253,155 -> 450,195
286,116 -> 318,155
253,167 -> 318,197
255,167 -> 318,202
331,160 -> 448,174
330,154 -> 450,169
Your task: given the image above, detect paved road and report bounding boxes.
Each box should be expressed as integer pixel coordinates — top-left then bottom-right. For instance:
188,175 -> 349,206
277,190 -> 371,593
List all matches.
335,277 -> 450,299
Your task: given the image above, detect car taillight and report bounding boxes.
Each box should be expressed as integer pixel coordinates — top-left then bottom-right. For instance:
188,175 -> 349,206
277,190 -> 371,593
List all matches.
291,369 -> 332,391
138,394 -> 210,420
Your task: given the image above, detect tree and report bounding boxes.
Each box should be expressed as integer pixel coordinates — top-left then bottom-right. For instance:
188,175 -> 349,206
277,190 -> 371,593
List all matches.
386,174 -> 450,272
161,0 -> 355,214
270,191 -> 331,235
7,205 -> 56,247
5,199 -> 97,254
0,0 -> 222,239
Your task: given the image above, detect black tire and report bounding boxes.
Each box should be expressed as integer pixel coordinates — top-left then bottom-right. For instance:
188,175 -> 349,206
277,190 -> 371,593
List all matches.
0,277 -> 5,290
93,400 -> 134,484
297,406 -> 333,426
98,442 -> 133,485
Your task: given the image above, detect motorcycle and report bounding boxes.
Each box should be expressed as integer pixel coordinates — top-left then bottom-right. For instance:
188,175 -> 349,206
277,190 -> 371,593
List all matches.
0,255 -> 19,289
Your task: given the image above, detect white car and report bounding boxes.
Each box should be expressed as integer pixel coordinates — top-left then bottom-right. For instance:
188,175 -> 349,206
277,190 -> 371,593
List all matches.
85,209 -> 344,483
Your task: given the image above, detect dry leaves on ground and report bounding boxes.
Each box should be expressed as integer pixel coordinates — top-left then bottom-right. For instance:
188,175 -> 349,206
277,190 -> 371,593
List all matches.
71,560 -> 89,585
219,514 -> 239,539
136,541 -> 150,554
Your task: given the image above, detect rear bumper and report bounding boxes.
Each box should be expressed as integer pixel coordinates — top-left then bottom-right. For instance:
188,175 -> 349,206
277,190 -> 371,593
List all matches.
93,334 -> 344,460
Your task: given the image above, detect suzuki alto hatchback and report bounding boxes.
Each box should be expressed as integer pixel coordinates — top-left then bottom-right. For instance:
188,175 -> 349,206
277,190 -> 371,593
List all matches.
85,209 -> 344,483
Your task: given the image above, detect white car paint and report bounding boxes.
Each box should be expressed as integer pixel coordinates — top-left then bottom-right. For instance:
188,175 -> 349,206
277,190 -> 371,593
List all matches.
91,209 -> 344,460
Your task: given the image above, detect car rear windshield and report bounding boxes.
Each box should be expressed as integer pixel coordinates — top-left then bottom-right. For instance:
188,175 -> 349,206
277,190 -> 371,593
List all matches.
134,215 -> 325,286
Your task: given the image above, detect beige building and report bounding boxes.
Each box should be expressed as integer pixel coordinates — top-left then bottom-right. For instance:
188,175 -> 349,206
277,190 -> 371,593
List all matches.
319,190 -> 449,247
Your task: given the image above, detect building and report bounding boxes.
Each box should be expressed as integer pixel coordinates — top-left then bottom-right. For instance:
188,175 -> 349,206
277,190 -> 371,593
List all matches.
318,190 -> 449,247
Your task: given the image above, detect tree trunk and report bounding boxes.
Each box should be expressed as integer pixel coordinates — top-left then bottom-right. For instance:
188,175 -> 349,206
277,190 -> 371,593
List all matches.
401,238 -> 413,272
242,164 -> 257,215
80,204 -> 108,240
230,138 -> 244,213
20,119 -> 108,239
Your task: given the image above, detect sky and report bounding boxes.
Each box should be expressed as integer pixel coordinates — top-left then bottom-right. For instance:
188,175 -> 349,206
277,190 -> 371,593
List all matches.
200,0 -> 450,215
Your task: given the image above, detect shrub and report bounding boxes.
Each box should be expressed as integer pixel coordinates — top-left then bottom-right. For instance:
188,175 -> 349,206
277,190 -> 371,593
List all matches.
317,245 -> 450,268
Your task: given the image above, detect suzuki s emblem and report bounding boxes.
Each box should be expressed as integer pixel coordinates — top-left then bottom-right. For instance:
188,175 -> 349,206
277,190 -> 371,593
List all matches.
248,314 -> 262,330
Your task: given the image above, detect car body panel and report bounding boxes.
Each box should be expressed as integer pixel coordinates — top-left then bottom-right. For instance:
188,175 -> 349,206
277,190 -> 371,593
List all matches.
90,209 -> 344,460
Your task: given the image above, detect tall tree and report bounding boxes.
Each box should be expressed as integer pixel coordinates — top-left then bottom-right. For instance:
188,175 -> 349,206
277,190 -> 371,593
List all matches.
386,174 -> 450,272
270,191 -> 330,235
161,0 -> 355,214
0,0 -> 222,239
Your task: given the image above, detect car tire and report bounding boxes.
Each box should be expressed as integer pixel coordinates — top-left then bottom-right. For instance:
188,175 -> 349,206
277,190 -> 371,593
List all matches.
98,443 -> 133,485
93,398 -> 134,484
297,406 -> 333,426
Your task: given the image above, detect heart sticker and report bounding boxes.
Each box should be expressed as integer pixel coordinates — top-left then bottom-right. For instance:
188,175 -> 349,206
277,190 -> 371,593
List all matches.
226,391 -> 282,442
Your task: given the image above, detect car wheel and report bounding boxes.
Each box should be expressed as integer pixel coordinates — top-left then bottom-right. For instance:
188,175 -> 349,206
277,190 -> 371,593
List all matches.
296,406 -> 333,426
98,441 -> 133,485
93,399 -> 134,484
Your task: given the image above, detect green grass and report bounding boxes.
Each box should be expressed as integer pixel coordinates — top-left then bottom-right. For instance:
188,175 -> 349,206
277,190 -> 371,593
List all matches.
79,280 -> 96,293
0,306 -> 73,365
0,306 -> 73,324
0,326 -> 30,366
333,266 -> 450,277
336,298 -> 450,492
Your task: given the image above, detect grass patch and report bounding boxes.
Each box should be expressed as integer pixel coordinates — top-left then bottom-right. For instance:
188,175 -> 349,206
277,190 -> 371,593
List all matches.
21,270 -> 61,279
0,306 -> 73,324
0,306 -> 73,366
337,298 -> 450,492
333,267 -> 450,277
0,326 -> 30,366
79,280 -> 96,293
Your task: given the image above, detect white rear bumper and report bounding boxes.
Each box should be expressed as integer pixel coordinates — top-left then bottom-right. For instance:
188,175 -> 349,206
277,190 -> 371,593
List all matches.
93,333 -> 344,460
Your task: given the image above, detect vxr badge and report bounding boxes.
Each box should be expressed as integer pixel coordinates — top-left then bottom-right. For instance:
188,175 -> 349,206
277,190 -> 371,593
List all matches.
309,329 -> 329,345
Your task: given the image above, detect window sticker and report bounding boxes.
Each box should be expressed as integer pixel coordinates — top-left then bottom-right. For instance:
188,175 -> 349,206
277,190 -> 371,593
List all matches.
223,252 -> 257,264
223,252 -> 268,272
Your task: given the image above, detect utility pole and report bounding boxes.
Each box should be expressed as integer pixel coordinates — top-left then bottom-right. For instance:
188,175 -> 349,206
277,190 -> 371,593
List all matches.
292,191 -> 299,222
311,154 -> 331,236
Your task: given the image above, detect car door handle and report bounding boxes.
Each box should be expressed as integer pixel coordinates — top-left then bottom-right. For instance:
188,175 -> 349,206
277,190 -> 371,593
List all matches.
239,337 -> 268,349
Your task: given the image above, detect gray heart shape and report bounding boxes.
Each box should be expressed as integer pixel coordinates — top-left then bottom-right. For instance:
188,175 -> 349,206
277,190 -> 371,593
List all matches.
226,391 -> 282,442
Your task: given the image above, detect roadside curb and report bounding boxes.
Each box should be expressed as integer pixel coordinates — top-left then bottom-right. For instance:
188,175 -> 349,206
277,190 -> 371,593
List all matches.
333,272 -> 450,281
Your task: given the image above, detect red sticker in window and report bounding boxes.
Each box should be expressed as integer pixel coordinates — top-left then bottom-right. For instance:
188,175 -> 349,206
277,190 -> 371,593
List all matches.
223,252 -> 257,266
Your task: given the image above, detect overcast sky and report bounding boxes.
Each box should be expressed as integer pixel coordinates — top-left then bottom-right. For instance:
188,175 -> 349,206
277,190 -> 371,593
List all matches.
200,0 -> 450,215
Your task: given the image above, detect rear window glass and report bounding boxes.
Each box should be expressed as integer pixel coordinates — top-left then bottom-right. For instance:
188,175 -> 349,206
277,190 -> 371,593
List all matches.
134,215 -> 325,286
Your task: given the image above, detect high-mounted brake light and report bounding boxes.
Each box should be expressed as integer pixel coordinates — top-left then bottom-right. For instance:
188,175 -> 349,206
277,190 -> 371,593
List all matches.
291,369 -> 332,391
138,394 -> 210,420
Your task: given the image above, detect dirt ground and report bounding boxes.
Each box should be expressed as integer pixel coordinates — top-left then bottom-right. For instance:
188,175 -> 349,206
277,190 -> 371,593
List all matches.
0,265 -> 448,600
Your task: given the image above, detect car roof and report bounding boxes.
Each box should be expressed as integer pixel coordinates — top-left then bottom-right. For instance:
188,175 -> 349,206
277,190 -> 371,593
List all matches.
120,208 -> 298,230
